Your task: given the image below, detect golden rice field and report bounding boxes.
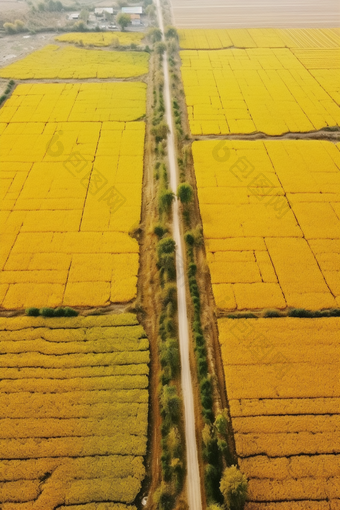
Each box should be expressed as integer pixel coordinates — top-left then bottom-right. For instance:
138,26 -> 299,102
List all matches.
0,45 -> 149,80
0,82 -> 146,309
218,318 -> 340,510
180,47 -> 340,135
193,139 -> 340,311
178,28 -> 340,49
0,314 -> 149,510
56,32 -> 145,47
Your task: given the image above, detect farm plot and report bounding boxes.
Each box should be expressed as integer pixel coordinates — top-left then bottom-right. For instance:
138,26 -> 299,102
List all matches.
193,139 -> 340,311
178,28 -> 340,50
0,82 -> 146,309
0,313 -> 149,510
0,45 -> 149,80
218,317 -> 340,510
180,47 -> 340,135
56,32 -> 145,48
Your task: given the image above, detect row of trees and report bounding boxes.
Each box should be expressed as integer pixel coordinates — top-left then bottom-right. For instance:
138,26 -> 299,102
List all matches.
163,16 -> 249,510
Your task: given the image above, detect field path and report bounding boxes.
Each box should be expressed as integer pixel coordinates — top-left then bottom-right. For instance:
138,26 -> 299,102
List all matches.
155,1 -> 203,508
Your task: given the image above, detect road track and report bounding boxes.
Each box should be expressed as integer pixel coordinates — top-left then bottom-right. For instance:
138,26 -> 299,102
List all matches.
154,1 -> 203,508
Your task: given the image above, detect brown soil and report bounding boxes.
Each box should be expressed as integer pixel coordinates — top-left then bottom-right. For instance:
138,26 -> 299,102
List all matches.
136,52 -> 163,509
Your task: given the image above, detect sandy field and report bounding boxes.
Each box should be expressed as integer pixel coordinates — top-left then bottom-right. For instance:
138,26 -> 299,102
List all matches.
170,0 -> 340,28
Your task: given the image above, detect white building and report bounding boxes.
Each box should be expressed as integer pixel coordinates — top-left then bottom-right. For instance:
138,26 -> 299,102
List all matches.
121,7 -> 143,15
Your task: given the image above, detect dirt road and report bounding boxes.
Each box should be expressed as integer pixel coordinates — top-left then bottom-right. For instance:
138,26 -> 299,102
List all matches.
155,0 -> 203,508
169,0 -> 340,28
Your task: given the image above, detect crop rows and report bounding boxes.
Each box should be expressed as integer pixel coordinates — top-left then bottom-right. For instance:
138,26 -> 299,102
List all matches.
193,139 -> 340,310
0,45 -> 149,80
180,47 -> 340,135
0,314 -> 149,510
180,26 -> 340,509
218,318 -> 340,509
0,82 -> 146,309
56,32 -> 145,48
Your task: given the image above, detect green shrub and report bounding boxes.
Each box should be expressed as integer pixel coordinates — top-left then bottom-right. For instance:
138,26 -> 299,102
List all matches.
205,464 -> 222,504
40,307 -> 55,317
155,42 -> 167,56
198,358 -> 208,377
161,385 -> 182,422
177,182 -> 193,203
160,367 -> 171,385
159,188 -> 175,213
329,308 -> 340,317
263,309 -> 282,318
188,262 -> 197,276
26,307 -> 40,317
158,237 -> 176,257
217,438 -> 229,456
165,25 -> 178,40
195,333 -> 204,346
220,465 -> 248,510
288,308 -> 314,318
147,27 -> 162,43
151,121 -> 169,142
54,307 -> 65,317
215,410 -> 229,435
193,320 -> 202,334
162,283 -> 177,306
154,224 -> 166,238
64,307 -> 78,317
184,232 -> 195,246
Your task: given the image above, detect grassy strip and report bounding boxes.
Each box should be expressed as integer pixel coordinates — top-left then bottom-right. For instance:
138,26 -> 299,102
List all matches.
25,307 -> 78,317
147,28 -> 186,510
0,80 -> 15,107
225,308 -> 340,319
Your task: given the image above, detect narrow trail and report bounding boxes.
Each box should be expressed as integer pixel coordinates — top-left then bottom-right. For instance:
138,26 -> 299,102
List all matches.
154,1 -> 203,509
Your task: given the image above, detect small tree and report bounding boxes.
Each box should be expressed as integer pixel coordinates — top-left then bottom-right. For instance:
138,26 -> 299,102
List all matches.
220,466 -> 248,510
177,183 -> 193,203
145,4 -> 156,20
159,189 -> 175,213
79,9 -> 89,22
155,42 -> 167,56
165,25 -> 178,40
157,237 -> 176,257
161,385 -> 181,422
116,12 -> 130,31
147,27 -> 162,43
151,121 -> 169,142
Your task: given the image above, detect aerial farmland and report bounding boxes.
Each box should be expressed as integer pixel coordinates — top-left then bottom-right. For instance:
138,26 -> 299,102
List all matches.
0,1 -> 339,510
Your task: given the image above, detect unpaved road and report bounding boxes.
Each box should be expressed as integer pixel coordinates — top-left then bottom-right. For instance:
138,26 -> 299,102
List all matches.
155,0 -> 203,508
169,0 -> 340,28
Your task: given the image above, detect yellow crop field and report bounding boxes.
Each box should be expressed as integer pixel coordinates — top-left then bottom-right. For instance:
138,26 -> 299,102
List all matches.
180,47 -> 340,135
0,44 -> 149,80
218,317 -> 340,509
56,32 -> 145,47
0,314 -> 149,510
0,83 -> 146,309
178,28 -> 340,50
193,139 -> 340,310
